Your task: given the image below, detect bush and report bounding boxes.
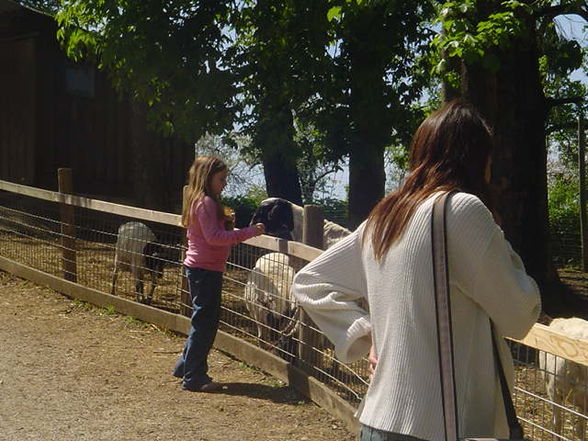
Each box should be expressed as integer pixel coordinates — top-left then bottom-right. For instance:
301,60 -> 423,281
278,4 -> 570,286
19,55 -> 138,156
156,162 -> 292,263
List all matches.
548,174 -> 581,267
222,195 -> 264,228
222,194 -> 350,230
312,197 -> 349,228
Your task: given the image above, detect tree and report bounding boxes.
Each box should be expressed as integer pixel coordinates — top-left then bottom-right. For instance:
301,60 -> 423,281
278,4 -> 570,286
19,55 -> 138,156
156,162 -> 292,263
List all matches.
232,0 -> 340,205
294,121 -> 343,203
545,47 -> 587,164
318,0 -> 436,227
194,132 -> 265,198
434,0 -> 587,312
16,0 -> 59,14
56,0 -> 236,143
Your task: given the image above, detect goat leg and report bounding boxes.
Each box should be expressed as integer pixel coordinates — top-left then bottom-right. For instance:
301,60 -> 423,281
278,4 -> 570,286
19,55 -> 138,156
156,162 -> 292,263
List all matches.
111,269 -> 119,296
145,272 -> 157,306
135,279 -> 144,303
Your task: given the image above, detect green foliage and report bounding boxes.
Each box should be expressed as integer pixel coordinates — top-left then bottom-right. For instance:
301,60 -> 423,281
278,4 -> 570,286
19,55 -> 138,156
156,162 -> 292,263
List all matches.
548,173 -> 581,266
432,0 -> 587,92
295,121 -> 343,203
431,0 -> 533,84
543,35 -> 587,170
103,305 -> 117,316
232,0 -> 334,161
15,0 -> 60,14
56,0 -> 236,143
222,195 -> 265,228
313,196 -> 349,227
310,0 -> 436,158
549,174 -> 579,228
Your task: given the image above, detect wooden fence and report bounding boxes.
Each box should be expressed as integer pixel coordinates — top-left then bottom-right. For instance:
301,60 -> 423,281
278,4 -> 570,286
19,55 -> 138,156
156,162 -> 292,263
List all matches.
0,176 -> 586,440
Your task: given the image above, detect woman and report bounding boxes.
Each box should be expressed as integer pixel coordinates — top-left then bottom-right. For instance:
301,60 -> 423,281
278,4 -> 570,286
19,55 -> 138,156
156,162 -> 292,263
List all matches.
291,99 -> 541,440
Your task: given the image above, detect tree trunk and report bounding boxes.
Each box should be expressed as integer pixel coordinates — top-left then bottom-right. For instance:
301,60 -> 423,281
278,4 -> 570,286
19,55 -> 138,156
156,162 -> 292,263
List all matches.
348,143 -> 386,228
262,153 -> 303,205
347,8 -> 388,228
257,98 -> 303,205
461,7 -> 562,312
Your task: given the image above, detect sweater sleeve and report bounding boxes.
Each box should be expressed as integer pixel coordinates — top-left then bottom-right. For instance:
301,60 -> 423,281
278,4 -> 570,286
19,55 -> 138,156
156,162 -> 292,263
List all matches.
447,193 -> 541,340
197,197 -> 258,246
292,228 -> 371,363
470,230 -> 541,339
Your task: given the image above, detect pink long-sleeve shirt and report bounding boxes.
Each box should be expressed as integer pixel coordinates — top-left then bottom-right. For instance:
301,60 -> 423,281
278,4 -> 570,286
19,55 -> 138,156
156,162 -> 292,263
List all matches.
184,196 -> 259,272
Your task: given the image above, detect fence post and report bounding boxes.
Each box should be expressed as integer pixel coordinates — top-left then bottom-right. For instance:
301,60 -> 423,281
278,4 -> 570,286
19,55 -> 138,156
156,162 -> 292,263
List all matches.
180,185 -> 191,316
298,205 -> 324,370
58,168 -> 77,282
579,113 -> 588,272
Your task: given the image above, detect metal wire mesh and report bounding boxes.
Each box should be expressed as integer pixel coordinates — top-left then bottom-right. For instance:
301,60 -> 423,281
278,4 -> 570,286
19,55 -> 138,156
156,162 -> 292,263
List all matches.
1,183 -> 586,436
510,340 -> 587,441
0,192 -> 186,312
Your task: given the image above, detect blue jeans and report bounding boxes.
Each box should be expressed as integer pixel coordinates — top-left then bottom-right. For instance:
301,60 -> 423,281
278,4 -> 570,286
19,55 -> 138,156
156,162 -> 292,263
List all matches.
360,425 -> 426,441
173,266 -> 223,387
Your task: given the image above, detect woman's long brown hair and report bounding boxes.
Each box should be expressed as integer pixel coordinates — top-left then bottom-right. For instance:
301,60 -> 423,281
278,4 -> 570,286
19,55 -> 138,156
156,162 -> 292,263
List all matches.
365,99 -> 494,260
181,155 -> 227,228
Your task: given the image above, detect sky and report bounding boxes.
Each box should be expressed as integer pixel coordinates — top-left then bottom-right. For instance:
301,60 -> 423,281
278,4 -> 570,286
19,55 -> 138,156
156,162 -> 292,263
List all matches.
555,14 -> 587,83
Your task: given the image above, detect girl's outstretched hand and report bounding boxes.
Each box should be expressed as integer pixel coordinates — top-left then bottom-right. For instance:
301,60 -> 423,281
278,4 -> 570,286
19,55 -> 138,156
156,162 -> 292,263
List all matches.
253,223 -> 265,236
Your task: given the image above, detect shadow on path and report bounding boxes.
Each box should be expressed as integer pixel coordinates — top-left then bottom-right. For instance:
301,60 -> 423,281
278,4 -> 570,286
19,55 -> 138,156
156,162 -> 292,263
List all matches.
214,382 -> 309,404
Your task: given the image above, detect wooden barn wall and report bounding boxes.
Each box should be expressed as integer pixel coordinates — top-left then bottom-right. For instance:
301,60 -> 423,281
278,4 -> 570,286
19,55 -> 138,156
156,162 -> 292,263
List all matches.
0,34 -> 36,185
0,8 -> 194,213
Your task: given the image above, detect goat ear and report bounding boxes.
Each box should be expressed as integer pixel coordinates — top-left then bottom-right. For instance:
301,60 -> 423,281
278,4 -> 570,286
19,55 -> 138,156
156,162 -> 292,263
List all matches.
268,200 -> 289,221
250,205 -> 266,225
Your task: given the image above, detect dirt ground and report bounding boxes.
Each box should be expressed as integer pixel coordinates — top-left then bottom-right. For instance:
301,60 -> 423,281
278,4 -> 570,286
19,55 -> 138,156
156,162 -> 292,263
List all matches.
0,271 -> 356,441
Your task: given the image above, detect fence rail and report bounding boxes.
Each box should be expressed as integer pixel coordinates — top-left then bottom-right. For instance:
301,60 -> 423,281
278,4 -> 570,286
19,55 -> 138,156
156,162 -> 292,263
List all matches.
0,177 -> 586,440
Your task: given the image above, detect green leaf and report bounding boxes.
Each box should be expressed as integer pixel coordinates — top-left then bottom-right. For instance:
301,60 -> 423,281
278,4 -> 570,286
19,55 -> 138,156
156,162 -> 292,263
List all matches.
327,6 -> 342,22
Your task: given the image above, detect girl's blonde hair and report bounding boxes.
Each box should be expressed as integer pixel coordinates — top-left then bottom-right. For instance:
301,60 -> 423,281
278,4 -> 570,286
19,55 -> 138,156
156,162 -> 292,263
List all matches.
181,155 -> 228,228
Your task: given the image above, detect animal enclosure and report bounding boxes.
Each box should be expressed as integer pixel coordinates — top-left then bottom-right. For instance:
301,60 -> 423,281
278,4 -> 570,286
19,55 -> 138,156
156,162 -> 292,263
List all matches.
0,178 -> 586,440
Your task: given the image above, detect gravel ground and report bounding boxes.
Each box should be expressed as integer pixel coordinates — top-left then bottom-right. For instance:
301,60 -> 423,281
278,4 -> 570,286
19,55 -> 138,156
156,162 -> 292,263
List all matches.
0,271 -> 356,441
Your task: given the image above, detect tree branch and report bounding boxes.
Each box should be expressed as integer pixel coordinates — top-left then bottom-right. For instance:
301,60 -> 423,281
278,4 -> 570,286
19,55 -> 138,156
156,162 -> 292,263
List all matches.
546,96 -> 584,109
546,122 -> 577,134
535,3 -> 588,21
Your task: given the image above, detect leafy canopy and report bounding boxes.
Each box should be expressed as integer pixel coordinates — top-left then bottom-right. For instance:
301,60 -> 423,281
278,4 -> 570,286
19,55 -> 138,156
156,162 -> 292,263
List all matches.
56,0 -> 236,142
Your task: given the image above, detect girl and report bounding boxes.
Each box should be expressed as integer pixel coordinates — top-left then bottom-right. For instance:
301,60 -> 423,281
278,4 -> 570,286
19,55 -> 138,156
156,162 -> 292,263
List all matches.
292,99 -> 541,440
173,156 -> 264,392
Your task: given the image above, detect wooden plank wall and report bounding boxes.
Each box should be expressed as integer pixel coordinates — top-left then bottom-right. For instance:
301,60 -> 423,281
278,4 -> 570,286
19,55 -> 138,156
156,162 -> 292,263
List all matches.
0,36 -> 36,185
0,7 -> 194,213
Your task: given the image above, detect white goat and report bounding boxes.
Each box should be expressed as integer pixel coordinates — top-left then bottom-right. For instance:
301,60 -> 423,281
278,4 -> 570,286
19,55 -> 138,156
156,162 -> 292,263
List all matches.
244,252 -> 296,345
245,198 -> 351,348
539,317 -> 588,439
111,222 -> 164,305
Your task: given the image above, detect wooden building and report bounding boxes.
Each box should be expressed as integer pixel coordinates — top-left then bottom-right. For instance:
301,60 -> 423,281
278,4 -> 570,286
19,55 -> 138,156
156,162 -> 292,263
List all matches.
0,0 -> 193,211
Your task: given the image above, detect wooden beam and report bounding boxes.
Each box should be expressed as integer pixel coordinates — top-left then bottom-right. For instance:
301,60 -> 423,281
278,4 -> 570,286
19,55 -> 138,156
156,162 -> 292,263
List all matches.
0,179 -> 181,225
510,323 -> 588,366
0,179 -> 323,263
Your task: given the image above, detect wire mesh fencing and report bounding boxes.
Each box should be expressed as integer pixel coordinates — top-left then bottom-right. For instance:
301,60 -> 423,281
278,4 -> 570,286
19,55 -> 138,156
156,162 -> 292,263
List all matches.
0,191 -> 186,313
510,339 -> 588,441
0,181 -> 371,405
0,179 -> 587,439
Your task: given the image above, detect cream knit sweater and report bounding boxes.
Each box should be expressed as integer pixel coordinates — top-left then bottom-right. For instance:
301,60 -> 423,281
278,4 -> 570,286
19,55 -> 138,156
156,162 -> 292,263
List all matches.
292,192 -> 541,441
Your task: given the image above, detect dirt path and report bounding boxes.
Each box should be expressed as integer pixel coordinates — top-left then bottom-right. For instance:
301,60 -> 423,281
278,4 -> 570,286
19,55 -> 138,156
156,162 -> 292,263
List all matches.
0,272 -> 356,441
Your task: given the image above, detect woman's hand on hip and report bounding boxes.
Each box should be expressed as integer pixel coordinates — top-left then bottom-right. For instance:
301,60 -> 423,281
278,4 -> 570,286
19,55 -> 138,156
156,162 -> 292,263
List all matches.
368,344 -> 378,381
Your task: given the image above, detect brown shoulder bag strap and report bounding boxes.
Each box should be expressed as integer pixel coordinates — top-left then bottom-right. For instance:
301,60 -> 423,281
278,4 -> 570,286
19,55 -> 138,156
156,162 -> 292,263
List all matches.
431,191 -> 524,441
